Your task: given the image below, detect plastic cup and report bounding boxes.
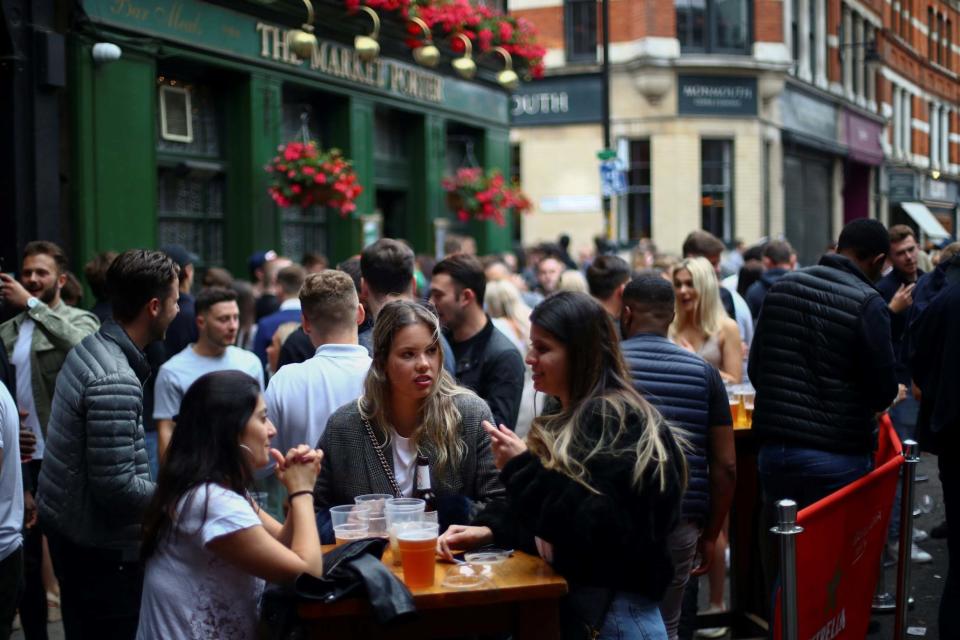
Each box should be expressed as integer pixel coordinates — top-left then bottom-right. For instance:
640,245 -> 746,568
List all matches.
398,522 -> 440,589
334,523 -> 369,545
385,498 -> 425,565
329,504 -> 371,529
354,494 -> 393,514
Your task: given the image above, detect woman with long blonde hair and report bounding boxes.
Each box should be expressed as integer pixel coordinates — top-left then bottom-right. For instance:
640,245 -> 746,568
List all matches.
485,278 -> 532,354
670,257 -> 742,384
314,300 -> 503,538
440,292 -> 686,639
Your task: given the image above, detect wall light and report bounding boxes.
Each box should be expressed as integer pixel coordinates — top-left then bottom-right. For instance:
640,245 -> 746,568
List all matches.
354,7 -> 381,62
409,18 -> 440,68
92,42 -> 122,64
288,0 -> 318,59
451,33 -> 476,79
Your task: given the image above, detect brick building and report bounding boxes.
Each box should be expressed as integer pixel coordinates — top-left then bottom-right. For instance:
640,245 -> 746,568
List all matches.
509,0 -> 958,263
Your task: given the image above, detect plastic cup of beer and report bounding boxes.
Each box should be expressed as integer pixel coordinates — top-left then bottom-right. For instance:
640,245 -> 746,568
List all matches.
333,523 -> 369,544
355,494 -> 392,538
330,504 -> 370,529
385,498 -> 425,565
398,521 -> 440,589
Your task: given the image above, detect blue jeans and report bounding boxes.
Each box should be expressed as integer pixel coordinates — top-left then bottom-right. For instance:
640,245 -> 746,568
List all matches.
758,443 -> 873,511
144,430 -> 159,481
889,398 -> 920,539
598,592 -> 668,640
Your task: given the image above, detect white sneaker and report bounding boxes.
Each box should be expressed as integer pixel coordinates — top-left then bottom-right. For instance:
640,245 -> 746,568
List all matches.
914,527 -> 930,543
889,541 -> 933,563
696,605 -> 729,638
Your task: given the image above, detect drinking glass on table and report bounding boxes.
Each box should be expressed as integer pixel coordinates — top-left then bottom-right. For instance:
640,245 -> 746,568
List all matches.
397,521 -> 440,589
329,504 -> 371,544
384,498 -> 425,566
355,494 -> 392,538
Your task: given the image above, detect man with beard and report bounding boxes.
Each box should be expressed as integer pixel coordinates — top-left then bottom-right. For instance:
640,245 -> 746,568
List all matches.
0,241 -> 99,639
37,250 -> 179,639
154,287 -> 264,460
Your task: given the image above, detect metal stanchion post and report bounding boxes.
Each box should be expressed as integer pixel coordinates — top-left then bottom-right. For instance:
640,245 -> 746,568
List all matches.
772,499 -> 803,640
895,440 -> 920,639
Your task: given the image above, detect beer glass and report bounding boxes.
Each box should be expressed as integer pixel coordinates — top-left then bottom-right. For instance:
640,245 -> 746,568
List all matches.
398,521 -> 440,589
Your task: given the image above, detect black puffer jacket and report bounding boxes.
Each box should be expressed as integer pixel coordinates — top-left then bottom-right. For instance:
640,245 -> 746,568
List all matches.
38,321 -> 155,553
474,399 -> 684,599
748,254 -> 898,454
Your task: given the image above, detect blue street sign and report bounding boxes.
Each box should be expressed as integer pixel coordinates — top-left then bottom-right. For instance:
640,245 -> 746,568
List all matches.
600,159 -> 627,197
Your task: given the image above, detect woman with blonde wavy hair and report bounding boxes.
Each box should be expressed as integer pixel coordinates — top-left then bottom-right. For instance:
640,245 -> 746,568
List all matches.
439,292 -> 686,640
313,300 -> 503,539
485,278 -> 532,354
670,257 -> 742,384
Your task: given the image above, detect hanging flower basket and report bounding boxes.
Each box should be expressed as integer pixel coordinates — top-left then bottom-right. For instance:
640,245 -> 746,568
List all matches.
442,167 -> 531,226
265,142 -> 363,216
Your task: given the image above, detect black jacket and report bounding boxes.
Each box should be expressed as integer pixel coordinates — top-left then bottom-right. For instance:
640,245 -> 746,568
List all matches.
876,268 -> 923,384
446,318 -> 525,430
474,399 -> 684,599
745,268 -> 789,319
748,254 -> 898,454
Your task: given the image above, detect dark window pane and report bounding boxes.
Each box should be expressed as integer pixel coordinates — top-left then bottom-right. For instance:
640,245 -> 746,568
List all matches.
566,0 -> 597,61
700,140 -> 733,241
715,0 -> 748,50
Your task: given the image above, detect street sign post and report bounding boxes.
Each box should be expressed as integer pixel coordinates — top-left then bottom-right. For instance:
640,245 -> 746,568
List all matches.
599,158 -> 627,198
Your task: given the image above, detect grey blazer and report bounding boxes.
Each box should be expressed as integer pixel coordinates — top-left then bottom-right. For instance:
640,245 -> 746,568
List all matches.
314,392 -> 504,512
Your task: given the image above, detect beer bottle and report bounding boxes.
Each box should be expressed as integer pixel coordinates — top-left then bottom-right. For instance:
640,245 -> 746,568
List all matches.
414,453 -> 437,512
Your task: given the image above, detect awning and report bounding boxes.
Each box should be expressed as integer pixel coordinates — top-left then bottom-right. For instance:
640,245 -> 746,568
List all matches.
901,202 -> 951,240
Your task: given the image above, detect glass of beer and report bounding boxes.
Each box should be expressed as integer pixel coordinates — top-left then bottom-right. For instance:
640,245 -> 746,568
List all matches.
385,498 -> 425,566
355,494 -> 393,538
333,523 -> 369,544
329,504 -> 370,544
398,522 -> 439,589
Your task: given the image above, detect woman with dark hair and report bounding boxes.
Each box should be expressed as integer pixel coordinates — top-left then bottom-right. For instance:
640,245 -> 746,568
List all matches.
439,292 -> 686,639
314,300 -> 502,537
137,370 -> 323,640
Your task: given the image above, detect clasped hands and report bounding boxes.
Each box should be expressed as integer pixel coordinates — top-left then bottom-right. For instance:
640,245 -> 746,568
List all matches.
270,445 -> 323,494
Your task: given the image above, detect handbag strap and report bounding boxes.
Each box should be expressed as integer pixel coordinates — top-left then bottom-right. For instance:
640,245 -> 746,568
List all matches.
361,412 -> 403,498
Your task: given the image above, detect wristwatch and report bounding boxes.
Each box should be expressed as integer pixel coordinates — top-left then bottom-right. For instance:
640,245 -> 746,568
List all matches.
26,297 -> 40,310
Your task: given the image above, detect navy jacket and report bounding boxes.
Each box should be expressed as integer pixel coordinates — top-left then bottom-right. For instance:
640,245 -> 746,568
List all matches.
621,333 -> 731,524
745,268 -> 789,320
876,268 -> 923,384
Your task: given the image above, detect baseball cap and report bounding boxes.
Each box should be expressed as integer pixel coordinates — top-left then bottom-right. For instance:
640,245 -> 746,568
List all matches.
160,244 -> 199,269
248,249 -> 278,274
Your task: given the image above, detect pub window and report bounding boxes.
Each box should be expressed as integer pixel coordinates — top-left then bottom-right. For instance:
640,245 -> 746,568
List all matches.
677,0 -> 751,53
946,19 -> 952,69
279,102 -> 328,260
565,0 -> 598,62
930,102 -> 938,168
929,7 -> 936,62
624,140 -> 652,240
156,76 -> 225,268
701,139 -> 734,242
937,12 -> 945,64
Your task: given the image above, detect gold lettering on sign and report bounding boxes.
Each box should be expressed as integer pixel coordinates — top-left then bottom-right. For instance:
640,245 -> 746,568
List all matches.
166,1 -> 202,35
254,23 -> 442,104
111,0 -> 149,20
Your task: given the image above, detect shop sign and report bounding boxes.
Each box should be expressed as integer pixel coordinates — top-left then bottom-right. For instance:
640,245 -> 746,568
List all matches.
510,74 -> 602,125
887,169 -> 916,202
842,109 -> 884,166
83,0 -> 508,122
781,86 -> 839,145
677,76 -> 758,117
922,177 -> 957,203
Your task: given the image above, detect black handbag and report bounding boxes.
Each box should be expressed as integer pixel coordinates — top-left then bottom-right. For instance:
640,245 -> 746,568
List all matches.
561,585 -> 616,640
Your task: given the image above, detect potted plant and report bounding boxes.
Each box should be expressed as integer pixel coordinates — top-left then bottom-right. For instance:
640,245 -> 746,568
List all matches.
442,167 -> 531,226
265,141 -> 363,216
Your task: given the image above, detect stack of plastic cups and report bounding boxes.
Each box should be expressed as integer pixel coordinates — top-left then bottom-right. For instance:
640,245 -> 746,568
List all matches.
384,498 -> 426,566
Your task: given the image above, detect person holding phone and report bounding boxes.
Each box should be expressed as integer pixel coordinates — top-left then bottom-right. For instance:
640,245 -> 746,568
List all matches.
138,370 -> 323,640
440,292 -> 687,640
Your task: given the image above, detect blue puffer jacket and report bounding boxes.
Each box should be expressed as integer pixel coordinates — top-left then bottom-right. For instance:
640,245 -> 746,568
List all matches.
621,333 -> 728,524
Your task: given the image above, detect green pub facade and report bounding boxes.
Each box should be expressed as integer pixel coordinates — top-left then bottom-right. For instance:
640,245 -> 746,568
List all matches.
63,0 -> 513,275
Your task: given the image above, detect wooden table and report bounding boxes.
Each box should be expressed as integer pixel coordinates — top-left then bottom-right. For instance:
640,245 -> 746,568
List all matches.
298,546 -> 568,639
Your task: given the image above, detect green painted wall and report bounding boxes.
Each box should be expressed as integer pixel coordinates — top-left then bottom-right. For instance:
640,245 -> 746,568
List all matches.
72,42 -> 157,262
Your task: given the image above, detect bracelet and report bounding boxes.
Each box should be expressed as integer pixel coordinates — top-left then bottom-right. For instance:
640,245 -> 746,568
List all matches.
287,490 -> 314,505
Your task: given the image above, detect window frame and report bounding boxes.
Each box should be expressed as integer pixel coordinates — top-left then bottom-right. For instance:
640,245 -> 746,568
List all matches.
677,0 -> 753,54
700,138 -> 735,243
564,0 -> 599,63
623,139 -> 652,240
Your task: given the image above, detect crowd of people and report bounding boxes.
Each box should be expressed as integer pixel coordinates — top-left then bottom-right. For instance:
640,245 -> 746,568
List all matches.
0,221 -> 958,640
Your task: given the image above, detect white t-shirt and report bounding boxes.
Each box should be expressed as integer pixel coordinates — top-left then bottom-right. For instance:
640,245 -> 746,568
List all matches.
154,345 -> 265,421
392,432 -> 418,498
137,484 -> 264,640
265,344 -> 371,452
0,382 -> 23,561
12,318 -> 44,459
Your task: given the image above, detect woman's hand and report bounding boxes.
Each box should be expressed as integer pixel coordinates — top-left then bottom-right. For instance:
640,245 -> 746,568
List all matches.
482,421 -> 527,470
534,536 -> 554,564
436,525 -> 494,561
273,445 -> 323,494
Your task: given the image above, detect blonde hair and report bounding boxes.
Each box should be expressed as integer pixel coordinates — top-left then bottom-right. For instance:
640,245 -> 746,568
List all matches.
272,321 -> 300,349
359,300 -> 470,475
525,292 -> 687,495
484,279 -> 532,345
558,269 -> 589,293
669,257 -> 726,339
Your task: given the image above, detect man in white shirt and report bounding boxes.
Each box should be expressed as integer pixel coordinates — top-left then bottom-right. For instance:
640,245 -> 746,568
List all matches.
266,270 -> 371,453
155,287 -> 264,459
0,381 -> 23,639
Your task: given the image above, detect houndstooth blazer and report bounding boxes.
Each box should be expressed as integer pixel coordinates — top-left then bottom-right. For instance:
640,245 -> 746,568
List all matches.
314,392 -> 505,512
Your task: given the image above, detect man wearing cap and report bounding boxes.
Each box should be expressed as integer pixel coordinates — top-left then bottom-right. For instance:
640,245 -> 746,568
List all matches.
159,245 -> 199,357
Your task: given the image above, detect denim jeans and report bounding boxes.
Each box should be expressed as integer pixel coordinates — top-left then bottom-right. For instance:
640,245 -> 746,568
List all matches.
598,592 -> 668,640
659,520 -> 701,640
888,397 -> 920,540
143,430 -> 159,482
758,443 -> 873,511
